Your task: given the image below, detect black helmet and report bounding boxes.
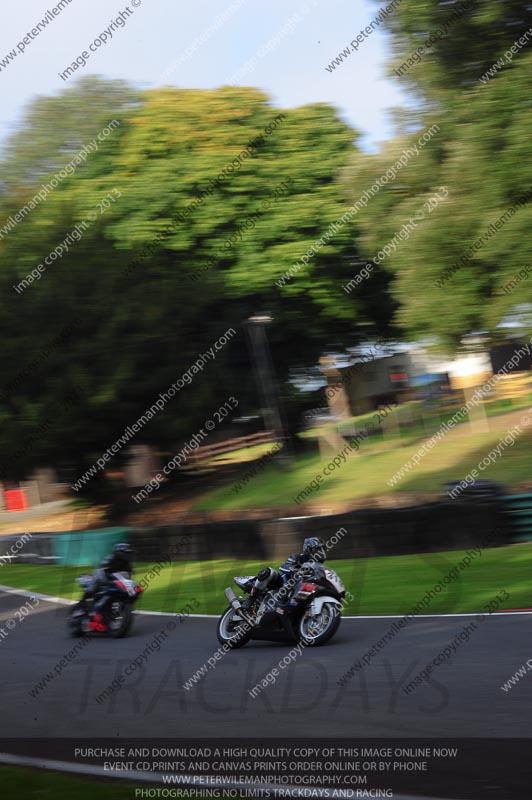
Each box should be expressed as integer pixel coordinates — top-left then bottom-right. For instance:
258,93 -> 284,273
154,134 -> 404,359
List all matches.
303,537 -> 326,562
113,543 -> 132,557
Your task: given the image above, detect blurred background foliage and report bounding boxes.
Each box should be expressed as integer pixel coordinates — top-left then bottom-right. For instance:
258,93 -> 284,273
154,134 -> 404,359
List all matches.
1,0 -> 532,487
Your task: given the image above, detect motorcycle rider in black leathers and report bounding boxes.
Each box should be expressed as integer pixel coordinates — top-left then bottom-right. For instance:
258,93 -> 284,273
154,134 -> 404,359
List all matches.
85,543 -> 133,632
242,537 -> 327,614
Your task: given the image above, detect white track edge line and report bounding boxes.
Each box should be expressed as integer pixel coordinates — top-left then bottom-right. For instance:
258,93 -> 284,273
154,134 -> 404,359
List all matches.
1,584 -> 531,619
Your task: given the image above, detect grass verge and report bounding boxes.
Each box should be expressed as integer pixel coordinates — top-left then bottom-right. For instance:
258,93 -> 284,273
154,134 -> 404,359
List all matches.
0,766 -> 135,800
1,541 -> 531,616
193,408 -> 532,512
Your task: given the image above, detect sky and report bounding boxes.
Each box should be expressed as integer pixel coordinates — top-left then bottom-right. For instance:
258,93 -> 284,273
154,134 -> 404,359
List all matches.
0,0 -> 408,153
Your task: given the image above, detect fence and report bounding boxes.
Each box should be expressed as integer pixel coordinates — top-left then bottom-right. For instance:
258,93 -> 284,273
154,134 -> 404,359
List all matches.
1,495 -> 511,567
185,430 -> 279,468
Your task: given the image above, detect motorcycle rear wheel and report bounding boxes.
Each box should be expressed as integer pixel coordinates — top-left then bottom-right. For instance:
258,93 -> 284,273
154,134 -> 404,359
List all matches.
298,602 -> 340,646
217,606 -> 251,649
105,600 -> 132,638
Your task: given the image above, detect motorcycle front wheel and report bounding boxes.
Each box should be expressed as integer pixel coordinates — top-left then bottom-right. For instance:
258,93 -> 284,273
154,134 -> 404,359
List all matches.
216,606 -> 251,649
298,602 -> 340,646
105,600 -> 132,638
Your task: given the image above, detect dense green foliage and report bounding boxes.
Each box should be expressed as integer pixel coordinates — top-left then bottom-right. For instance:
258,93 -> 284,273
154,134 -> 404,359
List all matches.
2,0 -> 532,484
0,80 -> 368,482
341,0 -> 532,346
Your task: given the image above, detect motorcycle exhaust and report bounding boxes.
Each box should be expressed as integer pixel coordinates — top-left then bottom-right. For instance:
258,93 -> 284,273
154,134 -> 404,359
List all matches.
224,587 -> 253,625
224,587 -> 240,606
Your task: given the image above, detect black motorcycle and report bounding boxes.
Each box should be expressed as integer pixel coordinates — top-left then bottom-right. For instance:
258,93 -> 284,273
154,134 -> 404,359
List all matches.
217,561 -> 345,648
67,572 -> 144,638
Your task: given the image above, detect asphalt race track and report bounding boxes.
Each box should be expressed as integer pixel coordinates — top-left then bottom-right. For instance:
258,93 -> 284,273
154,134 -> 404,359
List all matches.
2,588 -> 531,739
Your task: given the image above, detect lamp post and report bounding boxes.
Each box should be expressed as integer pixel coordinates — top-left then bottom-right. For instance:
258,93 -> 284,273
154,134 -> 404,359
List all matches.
245,315 -> 288,456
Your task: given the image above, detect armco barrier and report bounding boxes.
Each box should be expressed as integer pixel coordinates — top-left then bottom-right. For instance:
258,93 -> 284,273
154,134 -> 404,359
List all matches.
127,499 -> 507,563
259,499 -> 508,562
0,533 -> 56,564
131,519 -> 268,563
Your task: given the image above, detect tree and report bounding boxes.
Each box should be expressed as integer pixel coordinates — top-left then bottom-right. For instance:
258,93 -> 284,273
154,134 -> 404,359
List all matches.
382,0 -> 532,97
338,1 -> 532,348
0,83 -> 382,485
